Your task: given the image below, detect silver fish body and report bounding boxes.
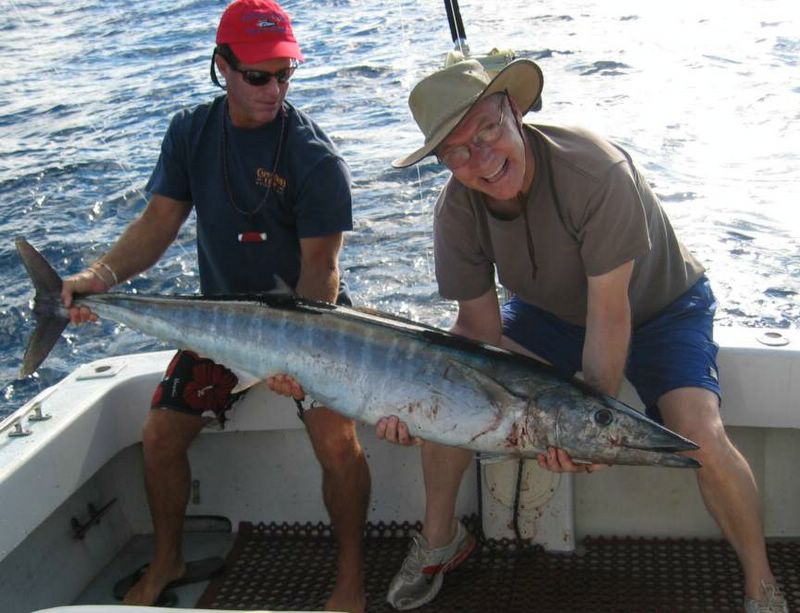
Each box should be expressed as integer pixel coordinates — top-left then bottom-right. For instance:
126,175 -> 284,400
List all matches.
17,238 -> 700,468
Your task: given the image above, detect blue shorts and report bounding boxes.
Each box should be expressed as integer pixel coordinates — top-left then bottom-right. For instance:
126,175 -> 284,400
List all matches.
501,277 -> 721,422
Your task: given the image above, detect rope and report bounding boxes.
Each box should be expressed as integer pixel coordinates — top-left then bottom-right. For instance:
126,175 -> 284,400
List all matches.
511,458 -> 525,545
475,455 -> 486,541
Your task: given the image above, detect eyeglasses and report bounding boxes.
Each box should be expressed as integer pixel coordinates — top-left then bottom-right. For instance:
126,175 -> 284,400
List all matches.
437,100 -> 506,170
230,63 -> 296,86
210,48 -> 298,89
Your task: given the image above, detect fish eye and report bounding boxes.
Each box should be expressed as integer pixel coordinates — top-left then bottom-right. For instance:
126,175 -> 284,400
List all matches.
594,409 -> 613,427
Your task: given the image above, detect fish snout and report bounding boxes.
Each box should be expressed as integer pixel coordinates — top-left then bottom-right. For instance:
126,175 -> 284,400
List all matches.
577,398 -> 702,468
620,421 -> 699,454
606,409 -> 702,468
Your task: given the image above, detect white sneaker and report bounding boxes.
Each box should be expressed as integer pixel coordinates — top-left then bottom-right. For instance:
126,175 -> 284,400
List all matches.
744,581 -> 789,613
386,520 -> 476,610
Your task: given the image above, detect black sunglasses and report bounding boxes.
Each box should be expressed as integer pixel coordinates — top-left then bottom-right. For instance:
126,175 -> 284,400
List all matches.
210,49 -> 297,89
230,64 -> 296,86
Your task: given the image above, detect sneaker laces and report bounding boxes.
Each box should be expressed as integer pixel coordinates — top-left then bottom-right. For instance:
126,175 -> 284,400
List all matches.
755,581 -> 788,612
397,533 -> 428,581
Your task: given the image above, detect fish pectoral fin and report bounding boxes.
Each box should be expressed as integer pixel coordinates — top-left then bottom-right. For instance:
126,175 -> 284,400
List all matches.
477,452 -> 510,465
230,369 -> 262,394
443,359 -> 524,407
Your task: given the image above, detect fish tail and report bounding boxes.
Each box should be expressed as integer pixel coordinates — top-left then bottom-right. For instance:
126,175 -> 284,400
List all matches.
15,238 -> 69,377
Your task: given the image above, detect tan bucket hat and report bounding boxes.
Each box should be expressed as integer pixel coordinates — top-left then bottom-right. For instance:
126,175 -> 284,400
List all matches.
392,58 -> 543,168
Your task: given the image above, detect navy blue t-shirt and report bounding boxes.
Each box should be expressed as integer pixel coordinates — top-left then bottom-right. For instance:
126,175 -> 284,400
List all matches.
146,95 -> 353,295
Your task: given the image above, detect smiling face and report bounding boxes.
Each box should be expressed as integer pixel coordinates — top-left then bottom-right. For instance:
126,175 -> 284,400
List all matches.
217,55 -> 293,128
437,93 -> 535,203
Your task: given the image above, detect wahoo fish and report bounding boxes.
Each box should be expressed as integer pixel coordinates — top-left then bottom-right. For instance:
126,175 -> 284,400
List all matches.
16,238 -> 699,468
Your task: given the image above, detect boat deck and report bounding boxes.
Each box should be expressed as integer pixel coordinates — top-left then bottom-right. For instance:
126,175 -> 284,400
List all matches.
73,530 -> 234,608
75,517 -> 800,612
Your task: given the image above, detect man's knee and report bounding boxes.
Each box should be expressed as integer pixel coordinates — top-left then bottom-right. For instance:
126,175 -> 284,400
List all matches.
688,423 -> 738,470
142,408 -> 205,457
421,440 -> 474,472
658,388 -> 738,467
305,409 -> 364,472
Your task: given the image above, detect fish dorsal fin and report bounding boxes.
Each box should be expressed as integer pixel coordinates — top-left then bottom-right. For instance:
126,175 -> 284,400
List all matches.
351,305 -> 445,332
270,276 -> 297,299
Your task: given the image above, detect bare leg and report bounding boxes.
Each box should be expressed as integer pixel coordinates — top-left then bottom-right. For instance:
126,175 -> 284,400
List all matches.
408,335 -> 528,546
304,407 -> 370,613
658,388 -> 776,599
420,442 -> 473,546
123,409 -> 207,605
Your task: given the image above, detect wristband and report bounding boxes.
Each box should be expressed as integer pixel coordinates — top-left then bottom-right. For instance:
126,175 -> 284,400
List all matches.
88,266 -> 112,290
293,397 -> 319,421
97,261 -> 120,286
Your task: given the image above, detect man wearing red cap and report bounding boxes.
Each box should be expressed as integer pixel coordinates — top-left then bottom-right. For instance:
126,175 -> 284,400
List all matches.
60,1 -> 369,610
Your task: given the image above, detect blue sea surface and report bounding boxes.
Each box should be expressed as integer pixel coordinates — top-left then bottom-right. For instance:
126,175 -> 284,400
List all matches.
1,0 -> 798,418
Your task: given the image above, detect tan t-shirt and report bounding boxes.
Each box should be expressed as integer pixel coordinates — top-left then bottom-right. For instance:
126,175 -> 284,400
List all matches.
433,124 -> 705,327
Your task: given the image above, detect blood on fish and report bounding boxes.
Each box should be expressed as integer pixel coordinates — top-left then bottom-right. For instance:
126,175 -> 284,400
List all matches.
506,422 -> 519,447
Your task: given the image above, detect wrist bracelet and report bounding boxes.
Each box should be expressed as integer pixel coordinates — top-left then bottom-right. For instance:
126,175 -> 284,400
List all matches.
97,261 -> 120,286
88,266 -> 112,290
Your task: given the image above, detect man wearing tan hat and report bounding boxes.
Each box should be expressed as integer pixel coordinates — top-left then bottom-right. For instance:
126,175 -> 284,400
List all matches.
377,59 -> 787,612
59,1 -> 369,610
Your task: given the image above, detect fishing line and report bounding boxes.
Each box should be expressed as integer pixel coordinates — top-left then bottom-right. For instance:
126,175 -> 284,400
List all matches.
392,0 -> 427,207
390,0 -> 437,283
444,0 -> 468,56
2,0 -> 145,199
3,0 -> 206,403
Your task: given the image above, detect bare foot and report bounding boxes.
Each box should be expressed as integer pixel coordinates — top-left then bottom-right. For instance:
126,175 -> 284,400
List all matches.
325,592 -> 366,613
122,559 -> 186,606
325,574 -> 365,613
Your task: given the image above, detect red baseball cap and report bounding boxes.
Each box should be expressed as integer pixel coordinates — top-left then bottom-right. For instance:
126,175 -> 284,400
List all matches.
216,0 -> 304,64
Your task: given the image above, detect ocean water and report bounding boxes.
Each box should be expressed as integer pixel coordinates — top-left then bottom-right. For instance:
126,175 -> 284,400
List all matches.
1,0 -> 798,418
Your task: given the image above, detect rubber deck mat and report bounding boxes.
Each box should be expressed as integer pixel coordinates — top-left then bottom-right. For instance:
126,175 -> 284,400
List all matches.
196,518 -> 799,612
